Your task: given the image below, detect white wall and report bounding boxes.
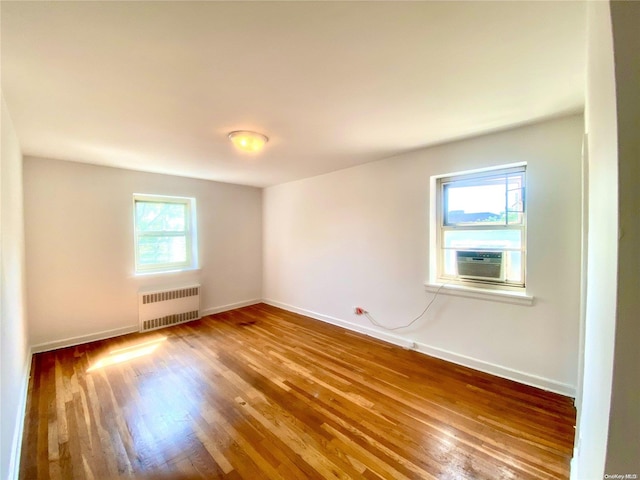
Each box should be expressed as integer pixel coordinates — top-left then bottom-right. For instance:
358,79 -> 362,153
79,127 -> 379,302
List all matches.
24,157 -> 262,348
572,2 -> 619,479
264,114 -> 583,394
606,1 -> 640,472
1,96 -> 30,480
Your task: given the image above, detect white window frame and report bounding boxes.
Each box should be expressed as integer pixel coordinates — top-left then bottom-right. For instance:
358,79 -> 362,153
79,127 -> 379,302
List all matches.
133,194 -> 198,274
435,165 -> 527,291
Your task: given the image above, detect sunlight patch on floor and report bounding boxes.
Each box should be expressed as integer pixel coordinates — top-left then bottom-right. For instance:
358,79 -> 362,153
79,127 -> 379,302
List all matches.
87,336 -> 167,371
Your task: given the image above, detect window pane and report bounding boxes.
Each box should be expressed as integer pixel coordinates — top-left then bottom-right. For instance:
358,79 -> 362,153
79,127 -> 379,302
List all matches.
506,174 -> 525,225
137,235 -> 187,266
444,172 -> 524,226
438,167 -> 526,286
505,251 -> 523,283
136,202 -> 186,232
444,176 -> 506,225
443,249 -> 457,276
443,229 -> 522,250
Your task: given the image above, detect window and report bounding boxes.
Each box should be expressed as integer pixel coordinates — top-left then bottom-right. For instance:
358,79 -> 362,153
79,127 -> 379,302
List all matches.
133,194 -> 198,274
437,165 -> 526,288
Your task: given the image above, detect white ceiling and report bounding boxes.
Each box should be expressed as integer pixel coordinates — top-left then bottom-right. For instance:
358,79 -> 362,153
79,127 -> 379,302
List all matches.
1,1 -> 586,188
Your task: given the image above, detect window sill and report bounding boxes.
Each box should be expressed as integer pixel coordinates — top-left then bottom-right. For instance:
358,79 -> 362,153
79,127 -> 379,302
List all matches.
134,267 -> 201,277
424,282 -> 534,306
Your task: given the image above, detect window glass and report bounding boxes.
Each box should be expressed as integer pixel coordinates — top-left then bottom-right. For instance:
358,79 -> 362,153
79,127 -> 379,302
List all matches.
133,195 -> 197,273
444,171 -> 525,226
443,229 -> 522,250
136,202 -> 186,232
137,236 -> 187,266
438,166 -> 526,287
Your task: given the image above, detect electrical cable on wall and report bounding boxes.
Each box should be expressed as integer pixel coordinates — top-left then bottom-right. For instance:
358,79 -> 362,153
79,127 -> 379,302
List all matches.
362,283 -> 447,331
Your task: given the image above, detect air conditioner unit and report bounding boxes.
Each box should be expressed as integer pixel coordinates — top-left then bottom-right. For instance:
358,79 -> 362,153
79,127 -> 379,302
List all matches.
456,251 -> 504,282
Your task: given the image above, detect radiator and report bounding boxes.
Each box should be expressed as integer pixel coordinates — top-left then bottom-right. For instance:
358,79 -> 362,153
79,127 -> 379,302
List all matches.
138,285 -> 201,332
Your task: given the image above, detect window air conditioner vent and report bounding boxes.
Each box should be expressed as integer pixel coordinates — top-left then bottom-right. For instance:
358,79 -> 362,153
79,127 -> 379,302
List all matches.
456,251 -> 504,282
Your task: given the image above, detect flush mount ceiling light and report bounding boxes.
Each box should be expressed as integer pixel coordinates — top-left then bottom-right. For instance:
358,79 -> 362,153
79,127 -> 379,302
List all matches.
228,130 -> 269,153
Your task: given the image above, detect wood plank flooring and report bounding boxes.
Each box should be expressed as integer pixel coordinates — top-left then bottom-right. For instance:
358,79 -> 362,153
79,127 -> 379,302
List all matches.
19,303 -> 576,479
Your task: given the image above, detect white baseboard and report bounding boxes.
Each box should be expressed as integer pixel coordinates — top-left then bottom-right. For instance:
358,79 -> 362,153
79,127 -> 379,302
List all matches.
201,299 -> 262,317
412,341 -> 575,397
570,452 -> 578,480
31,326 -> 139,354
263,299 -> 415,349
8,348 -> 33,480
30,299 -> 262,354
263,298 -> 575,397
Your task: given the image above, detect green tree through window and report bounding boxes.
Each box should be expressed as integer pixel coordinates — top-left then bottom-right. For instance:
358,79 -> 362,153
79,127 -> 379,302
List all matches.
133,195 -> 197,273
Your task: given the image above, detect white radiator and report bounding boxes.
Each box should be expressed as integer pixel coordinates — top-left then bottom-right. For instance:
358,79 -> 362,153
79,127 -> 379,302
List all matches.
138,285 -> 201,332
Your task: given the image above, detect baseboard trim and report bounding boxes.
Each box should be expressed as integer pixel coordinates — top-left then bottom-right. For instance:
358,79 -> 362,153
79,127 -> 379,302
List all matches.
412,341 -> 575,397
263,299 -> 414,349
31,326 -> 139,354
263,299 -> 575,397
29,300 -> 262,354
8,348 -> 33,480
201,299 -> 262,317
28,300 -> 574,394
569,452 -> 578,480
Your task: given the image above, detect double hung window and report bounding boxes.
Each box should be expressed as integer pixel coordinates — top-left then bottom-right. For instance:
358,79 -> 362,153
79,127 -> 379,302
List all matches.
437,165 -> 526,288
133,194 -> 197,274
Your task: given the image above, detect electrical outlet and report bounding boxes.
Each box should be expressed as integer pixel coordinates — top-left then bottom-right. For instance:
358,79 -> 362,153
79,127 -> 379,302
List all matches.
353,307 -> 366,315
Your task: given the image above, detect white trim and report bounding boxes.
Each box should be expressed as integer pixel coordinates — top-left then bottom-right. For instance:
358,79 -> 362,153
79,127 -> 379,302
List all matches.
262,299 -> 414,349
570,456 -> 577,480
412,341 -> 575,397
137,282 -> 201,294
575,133 -> 589,412
133,267 -> 201,278
31,326 -> 139,354
434,163 -> 528,288
263,299 -> 574,397
8,348 -> 33,480
133,193 -> 198,274
29,299 -> 262,354
424,282 -> 534,306
201,299 -> 262,317
132,193 -> 195,203
432,161 -> 528,182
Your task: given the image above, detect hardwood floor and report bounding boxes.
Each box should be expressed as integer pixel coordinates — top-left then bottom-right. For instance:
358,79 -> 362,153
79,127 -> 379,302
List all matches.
19,303 -> 576,479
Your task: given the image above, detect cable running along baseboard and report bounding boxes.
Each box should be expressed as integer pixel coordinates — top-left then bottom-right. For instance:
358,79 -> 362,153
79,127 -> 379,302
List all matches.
364,283 -> 447,331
